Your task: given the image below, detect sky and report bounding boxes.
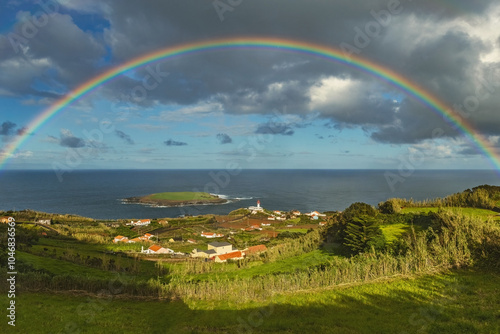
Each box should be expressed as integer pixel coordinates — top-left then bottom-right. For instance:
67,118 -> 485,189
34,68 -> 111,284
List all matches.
0,0 -> 499,170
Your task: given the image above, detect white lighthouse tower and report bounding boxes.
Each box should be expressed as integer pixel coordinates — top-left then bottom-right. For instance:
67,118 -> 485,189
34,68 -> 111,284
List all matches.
248,199 -> 264,213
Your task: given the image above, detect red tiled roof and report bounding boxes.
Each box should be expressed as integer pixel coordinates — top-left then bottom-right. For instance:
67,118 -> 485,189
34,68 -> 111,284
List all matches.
245,245 -> 267,254
144,233 -> 153,237
148,244 -> 163,252
114,235 -> 125,239
216,251 -> 243,261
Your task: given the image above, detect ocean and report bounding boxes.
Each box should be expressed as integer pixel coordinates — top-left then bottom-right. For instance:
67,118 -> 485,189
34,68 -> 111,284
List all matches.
0,169 -> 498,219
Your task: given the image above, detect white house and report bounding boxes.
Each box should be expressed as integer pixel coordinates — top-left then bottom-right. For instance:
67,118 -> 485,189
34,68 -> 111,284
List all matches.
261,222 -> 271,226
127,237 -> 144,243
214,251 -> 244,263
37,219 -> 51,225
113,235 -> 129,243
208,241 -> 234,255
130,219 -> 151,226
306,211 -> 326,218
191,248 -> 217,258
142,244 -> 173,254
191,241 -> 235,259
201,231 -> 224,238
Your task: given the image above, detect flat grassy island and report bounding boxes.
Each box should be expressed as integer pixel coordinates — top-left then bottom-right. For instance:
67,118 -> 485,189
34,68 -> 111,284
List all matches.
124,191 -> 227,207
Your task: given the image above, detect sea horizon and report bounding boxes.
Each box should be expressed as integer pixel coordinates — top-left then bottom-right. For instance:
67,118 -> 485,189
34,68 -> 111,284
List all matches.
1,169 -> 499,220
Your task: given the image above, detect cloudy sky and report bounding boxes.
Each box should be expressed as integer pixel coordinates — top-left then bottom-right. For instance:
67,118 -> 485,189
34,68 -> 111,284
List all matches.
0,0 -> 499,170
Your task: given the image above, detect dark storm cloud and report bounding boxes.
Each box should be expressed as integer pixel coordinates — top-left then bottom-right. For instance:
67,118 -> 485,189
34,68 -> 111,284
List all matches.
458,145 -> 480,156
47,129 -> 86,148
0,121 -> 17,135
0,11 -> 105,98
1,0 -> 499,145
164,139 -> 187,146
255,122 -> 294,136
216,133 -> 232,144
95,0 -> 499,144
60,132 -> 86,148
115,130 -> 134,145
0,121 -> 28,140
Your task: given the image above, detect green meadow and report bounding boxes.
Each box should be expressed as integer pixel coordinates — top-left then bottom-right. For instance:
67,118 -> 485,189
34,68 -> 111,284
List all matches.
2,185 -> 500,333
401,206 -> 500,220
2,269 -> 498,334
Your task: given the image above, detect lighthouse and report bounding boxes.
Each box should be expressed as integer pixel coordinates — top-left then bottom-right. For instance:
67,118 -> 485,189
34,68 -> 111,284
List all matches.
248,199 -> 264,213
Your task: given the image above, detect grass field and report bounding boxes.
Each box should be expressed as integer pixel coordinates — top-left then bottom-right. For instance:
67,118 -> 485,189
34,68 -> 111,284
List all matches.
22,238 -> 158,277
147,192 -> 217,201
401,207 -> 500,220
17,251 -> 119,279
380,223 -> 423,243
276,228 -> 309,234
177,249 -> 339,282
3,269 -> 498,333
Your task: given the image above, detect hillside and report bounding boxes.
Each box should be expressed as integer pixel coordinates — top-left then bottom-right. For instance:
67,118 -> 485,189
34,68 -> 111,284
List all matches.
1,185 -> 500,332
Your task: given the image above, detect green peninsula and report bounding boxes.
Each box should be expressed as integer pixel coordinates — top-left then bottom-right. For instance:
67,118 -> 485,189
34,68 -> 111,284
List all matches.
124,191 -> 227,207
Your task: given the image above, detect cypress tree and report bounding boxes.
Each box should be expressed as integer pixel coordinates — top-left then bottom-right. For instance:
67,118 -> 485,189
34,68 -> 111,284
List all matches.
343,217 -> 385,254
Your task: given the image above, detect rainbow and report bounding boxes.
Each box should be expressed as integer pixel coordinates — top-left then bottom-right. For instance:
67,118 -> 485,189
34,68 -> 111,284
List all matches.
1,37 -> 497,169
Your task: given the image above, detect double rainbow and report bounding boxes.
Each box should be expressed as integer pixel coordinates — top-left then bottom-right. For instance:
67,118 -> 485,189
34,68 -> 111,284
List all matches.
1,37 -> 496,169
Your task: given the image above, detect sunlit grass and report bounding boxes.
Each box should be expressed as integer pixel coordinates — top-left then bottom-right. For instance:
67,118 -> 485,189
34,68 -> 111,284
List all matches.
380,223 -> 422,243
5,269 -> 499,334
17,251 -> 118,279
401,207 -> 500,220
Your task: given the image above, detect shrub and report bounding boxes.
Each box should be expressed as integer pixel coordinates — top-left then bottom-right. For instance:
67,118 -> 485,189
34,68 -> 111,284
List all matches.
378,199 -> 402,214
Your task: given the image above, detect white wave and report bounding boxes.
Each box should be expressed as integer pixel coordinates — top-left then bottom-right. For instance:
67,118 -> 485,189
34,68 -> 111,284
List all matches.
211,194 -> 253,201
211,193 -> 230,199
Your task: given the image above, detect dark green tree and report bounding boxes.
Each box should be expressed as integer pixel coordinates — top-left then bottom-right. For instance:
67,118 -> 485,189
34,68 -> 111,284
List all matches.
342,202 -> 378,221
343,216 -> 385,254
326,203 -> 377,243
378,199 -> 401,214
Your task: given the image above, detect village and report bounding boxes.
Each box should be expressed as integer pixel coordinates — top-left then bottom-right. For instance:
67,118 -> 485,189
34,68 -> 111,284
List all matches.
1,200 -> 329,265
109,200 -> 329,263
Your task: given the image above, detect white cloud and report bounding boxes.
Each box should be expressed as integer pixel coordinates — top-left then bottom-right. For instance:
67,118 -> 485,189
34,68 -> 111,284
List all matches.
154,102 -> 224,122
0,150 -> 33,159
58,0 -> 110,14
309,77 -> 360,111
127,123 -> 170,132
